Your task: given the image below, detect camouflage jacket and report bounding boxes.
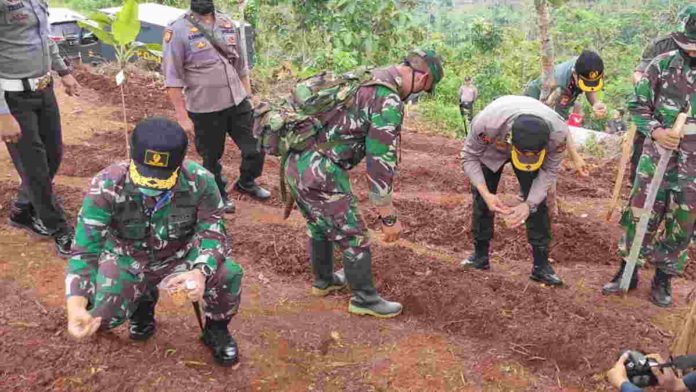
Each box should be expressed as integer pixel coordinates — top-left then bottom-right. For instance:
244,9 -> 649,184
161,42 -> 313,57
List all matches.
313,66 -> 404,206
629,50 -> 696,138
66,161 -> 227,298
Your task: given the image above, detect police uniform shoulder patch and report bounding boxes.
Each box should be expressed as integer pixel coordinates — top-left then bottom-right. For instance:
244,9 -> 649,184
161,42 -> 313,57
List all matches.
478,133 -> 492,144
556,143 -> 567,153
164,28 -> 173,43
144,150 -> 170,167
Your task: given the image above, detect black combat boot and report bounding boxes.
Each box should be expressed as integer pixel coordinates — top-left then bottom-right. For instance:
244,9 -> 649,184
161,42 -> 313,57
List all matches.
529,245 -> 563,286
602,261 -> 639,294
460,240 -> 490,270
8,202 -> 51,237
129,287 -> 159,341
53,227 -> 74,258
344,249 -> 402,318
201,318 -> 239,366
234,181 -> 271,201
650,269 -> 673,307
310,239 -> 347,297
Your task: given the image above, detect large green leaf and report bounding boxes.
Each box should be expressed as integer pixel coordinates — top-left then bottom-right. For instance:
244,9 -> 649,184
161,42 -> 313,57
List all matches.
78,19 -> 116,46
112,0 -> 141,46
87,11 -> 113,28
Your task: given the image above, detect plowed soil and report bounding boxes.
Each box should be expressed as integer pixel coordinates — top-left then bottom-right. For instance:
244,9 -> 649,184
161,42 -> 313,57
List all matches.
0,65 -> 693,391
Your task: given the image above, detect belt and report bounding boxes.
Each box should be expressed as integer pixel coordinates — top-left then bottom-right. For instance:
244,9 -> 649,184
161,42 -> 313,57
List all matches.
0,73 -> 52,92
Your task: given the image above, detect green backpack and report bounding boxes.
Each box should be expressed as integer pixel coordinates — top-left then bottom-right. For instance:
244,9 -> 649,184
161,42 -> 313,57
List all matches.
252,66 -> 398,204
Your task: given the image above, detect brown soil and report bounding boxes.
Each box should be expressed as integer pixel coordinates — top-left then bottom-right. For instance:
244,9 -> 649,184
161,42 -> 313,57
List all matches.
0,67 -> 693,391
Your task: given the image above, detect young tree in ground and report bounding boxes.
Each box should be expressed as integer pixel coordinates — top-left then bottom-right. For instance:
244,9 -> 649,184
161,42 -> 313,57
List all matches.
535,0 -> 555,103
79,0 -> 161,154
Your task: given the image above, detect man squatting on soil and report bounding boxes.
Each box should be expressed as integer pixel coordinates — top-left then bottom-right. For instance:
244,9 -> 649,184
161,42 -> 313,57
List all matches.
460,95 -> 568,286
601,27 -> 696,308
65,118 -> 244,367
162,0 -> 271,215
0,0 -> 81,257
285,50 -> 444,318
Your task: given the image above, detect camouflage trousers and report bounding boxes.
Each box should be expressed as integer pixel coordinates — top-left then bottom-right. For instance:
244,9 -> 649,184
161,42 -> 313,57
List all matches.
87,252 -> 243,330
285,150 -> 370,260
618,136 -> 696,275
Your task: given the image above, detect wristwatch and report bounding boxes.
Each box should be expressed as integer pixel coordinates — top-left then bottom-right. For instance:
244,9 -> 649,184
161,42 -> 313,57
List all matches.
193,263 -> 214,278
379,214 -> 398,227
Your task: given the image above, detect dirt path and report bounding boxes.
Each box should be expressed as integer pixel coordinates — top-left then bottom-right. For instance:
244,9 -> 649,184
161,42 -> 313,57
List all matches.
0,69 -> 694,391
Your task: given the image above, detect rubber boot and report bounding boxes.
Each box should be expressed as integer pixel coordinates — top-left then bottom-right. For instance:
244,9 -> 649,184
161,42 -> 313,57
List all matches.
650,269 -> 673,307
602,261 -> 639,294
201,317 -> 239,366
344,249 -> 402,318
310,239 -> 347,297
529,246 -> 563,286
128,286 -> 159,341
460,240 -> 490,270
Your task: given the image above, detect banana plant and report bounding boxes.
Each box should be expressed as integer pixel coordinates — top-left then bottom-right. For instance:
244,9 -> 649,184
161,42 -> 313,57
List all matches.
78,0 -> 162,154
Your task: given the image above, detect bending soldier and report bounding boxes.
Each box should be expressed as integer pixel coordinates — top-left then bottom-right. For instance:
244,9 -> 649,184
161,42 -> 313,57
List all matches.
285,50 -> 444,318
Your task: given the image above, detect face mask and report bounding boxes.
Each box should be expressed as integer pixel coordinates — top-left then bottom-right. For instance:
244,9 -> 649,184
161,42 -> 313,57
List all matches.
191,0 -> 214,15
138,188 -> 165,197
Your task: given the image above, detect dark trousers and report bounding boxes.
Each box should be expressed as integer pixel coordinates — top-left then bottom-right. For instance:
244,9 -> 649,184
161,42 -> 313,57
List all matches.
629,132 -> 646,186
4,86 -> 66,232
188,99 -> 265,199
471,163 -> 551,247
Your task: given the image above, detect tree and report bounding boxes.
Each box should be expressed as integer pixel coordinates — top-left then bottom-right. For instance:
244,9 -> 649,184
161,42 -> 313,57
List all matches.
535,0 -> 556,103
79,0 -> 161,154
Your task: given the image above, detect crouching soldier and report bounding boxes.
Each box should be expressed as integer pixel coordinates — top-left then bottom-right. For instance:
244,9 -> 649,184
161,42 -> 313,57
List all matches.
460,95 -> 569,286
64,117 -> 244,366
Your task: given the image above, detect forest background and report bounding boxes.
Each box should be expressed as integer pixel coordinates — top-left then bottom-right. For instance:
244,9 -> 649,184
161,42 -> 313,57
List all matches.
57,0 -> 690,137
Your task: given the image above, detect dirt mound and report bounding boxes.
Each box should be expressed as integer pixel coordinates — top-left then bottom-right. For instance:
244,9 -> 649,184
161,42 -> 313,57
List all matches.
237,222 -> 310,277
375,245 -> 667,387
73,66 -> 175,124
62,130 -> 128,177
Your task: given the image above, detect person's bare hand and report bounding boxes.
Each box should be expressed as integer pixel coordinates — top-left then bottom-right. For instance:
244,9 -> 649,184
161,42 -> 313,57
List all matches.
66,296 -> 101,339
504,202 -> 530,228
607,352 -> 630,388
652,128 -> 681,150
176,114 -> 195,134
593,102 -> 607,119
0,114 -> 21,144
381,219 -> 402,243
61,74 -> 80,97
167,269 -> 206,302
647,354 -> 689,392
481,192 -> 512,214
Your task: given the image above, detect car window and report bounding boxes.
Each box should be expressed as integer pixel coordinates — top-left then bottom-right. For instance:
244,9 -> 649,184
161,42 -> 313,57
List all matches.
50,22 -> 81,37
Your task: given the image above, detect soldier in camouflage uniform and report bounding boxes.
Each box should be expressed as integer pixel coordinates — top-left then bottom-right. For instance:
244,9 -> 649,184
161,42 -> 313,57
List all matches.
285,50 -> 443,318
65,118 -> 243,366
602,33 -> 696,308
629,5 -> 696,185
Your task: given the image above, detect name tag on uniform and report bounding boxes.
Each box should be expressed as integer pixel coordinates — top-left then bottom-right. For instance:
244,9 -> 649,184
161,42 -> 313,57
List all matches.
188,33 -> 204,40
7,1 -> 25,11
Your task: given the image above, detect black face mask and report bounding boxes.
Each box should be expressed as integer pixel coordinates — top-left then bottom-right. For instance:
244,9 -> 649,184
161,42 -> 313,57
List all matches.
191,0 -> 214,15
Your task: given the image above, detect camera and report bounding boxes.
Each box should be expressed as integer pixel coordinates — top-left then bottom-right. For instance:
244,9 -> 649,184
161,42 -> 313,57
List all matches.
623,350 -> 659,387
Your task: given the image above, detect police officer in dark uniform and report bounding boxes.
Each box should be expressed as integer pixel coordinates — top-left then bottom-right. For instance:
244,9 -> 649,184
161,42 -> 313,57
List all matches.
0,0 -> 81,256
162,0 -> 269,214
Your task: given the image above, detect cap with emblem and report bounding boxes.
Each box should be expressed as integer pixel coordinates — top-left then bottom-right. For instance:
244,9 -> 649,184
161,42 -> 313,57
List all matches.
574,50 -> 604,92
129,117 -> 188,190
510,114 -> 551,172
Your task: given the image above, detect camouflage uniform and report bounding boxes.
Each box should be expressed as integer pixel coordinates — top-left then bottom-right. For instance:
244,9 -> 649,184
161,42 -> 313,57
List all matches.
65,161 -> 243,330
285,67 -> 402,259
620,50 -> 696,275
